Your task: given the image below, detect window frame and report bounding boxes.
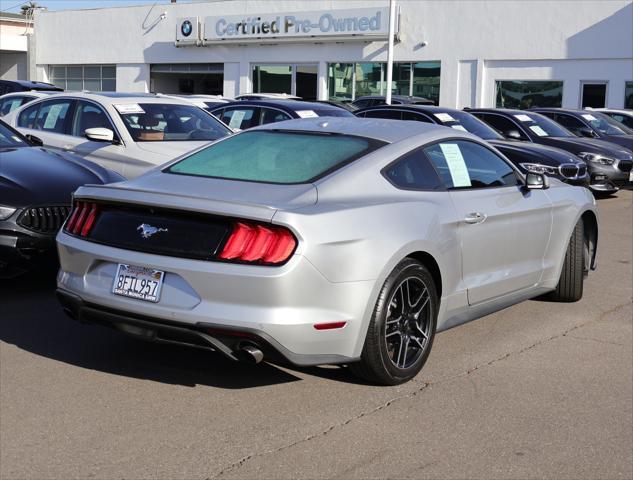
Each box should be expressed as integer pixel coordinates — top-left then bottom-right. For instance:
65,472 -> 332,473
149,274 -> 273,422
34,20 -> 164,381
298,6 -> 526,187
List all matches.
33,98 -> 76,135
71,99 -> 122,143
420,137 -> 523,191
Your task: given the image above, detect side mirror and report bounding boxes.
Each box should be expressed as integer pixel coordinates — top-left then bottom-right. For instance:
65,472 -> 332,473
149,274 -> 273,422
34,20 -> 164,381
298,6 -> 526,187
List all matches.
505,129 -> 523,140
578,127 -> 597,138
85,127 -> 115,143
524,172 -> 550,190
25,134 -> 43,147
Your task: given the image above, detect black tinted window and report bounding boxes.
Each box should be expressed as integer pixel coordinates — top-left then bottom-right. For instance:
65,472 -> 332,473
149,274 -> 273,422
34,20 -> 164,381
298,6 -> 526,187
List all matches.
384,149 -> 443,190
364,109 -> 402,120
220,107 -> 259,130
551,113 -> 586,135
424,140 -> 520,189
401,111 -> 433,122
476,114 -> 528,140
260,108 -> 291,125
0,96 -> 32,116
17,103 -> 40,129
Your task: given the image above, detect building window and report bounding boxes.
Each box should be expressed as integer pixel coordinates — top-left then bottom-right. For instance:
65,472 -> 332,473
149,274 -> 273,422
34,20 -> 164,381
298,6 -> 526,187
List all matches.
327,61 -> 441,104
495,80 -> 563,109
49,65 -> 116,91
252,65 -> 292,95
625,81 -> 633,109
581,82 -> 607,108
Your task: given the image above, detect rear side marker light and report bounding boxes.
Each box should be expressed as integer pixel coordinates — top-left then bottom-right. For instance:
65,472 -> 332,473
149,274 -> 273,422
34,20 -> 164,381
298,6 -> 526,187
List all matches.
314,322 -> 347,330
219,221 -> 297,265
64,201 -> 100,238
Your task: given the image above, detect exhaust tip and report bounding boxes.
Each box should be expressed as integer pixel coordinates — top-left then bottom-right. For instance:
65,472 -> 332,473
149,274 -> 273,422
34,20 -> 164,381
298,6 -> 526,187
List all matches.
239,344 -> 264,364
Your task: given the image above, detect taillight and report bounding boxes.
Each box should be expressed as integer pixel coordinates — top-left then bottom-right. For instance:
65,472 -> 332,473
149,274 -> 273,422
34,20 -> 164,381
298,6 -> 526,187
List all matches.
219,221 -> 297,265
64,201 -> 100,237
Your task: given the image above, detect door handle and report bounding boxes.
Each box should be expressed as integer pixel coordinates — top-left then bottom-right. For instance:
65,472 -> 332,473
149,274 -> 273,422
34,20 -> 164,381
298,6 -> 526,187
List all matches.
464,212 -> 487,224
62,145 -> 74,151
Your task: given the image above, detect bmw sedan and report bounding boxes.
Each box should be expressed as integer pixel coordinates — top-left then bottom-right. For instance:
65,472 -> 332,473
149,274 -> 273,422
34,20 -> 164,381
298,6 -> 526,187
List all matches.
56,118 -> 598,385
4,92 -> 232,178
469,108 -> 633,191
355,105 -> 590,187
0,120 -> 123,278
531,107 -> 633,150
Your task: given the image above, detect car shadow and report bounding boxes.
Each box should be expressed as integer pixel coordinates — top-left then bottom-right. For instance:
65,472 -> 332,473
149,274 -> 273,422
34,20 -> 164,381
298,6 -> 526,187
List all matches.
0,271 -> 301,389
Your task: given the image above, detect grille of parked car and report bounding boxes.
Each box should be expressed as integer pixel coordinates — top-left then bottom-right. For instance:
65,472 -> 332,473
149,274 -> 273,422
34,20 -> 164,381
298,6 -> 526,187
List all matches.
17,206 -> 71,234
617,160 -> 633,173
559,164 -> 585,179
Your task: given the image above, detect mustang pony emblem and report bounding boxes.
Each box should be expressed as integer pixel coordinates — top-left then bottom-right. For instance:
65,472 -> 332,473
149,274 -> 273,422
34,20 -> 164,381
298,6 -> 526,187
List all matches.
137,223 -> 168,239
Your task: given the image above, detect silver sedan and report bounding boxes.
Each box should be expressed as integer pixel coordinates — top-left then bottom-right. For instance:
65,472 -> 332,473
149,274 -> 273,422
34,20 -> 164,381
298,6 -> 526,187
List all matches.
55,118 -> 598,385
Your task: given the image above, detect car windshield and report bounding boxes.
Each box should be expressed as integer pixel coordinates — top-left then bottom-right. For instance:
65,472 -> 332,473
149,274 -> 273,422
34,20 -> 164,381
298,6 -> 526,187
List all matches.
515,112 -> 575,138
116,103 -> 231,142
433,111 -> 503,140
166,130 -> 385,184
0,121 -> 28,148
585,112 -> 633,136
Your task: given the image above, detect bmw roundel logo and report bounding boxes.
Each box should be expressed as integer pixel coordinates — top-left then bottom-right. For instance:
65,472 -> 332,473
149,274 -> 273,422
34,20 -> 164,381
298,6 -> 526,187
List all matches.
181,20 -> 193,37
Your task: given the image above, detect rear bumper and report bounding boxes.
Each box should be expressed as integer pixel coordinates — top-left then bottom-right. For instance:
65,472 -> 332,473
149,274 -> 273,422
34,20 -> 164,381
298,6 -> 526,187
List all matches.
56,232 -> 373,365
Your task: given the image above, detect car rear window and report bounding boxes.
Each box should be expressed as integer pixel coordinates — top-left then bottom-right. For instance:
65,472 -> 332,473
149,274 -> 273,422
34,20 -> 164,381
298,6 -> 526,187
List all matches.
166,130 -> 385,184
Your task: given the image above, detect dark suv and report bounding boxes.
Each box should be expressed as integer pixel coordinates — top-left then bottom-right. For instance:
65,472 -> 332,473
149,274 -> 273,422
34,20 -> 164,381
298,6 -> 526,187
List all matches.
0,80 -> 63,95
468,108 -> 633,192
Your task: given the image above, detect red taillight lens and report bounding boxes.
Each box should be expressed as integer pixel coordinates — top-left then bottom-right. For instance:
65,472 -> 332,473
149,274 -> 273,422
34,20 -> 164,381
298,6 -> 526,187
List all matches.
65,201 -> 100,237
219,221 -> 297,265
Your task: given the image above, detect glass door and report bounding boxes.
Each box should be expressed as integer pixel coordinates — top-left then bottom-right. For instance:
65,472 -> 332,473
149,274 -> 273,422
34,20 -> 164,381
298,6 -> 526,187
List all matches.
580,82 -> 607,108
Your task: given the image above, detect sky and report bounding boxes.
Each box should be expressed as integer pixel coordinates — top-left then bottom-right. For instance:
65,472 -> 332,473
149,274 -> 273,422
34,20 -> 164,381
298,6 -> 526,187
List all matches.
0,0 -> 208,14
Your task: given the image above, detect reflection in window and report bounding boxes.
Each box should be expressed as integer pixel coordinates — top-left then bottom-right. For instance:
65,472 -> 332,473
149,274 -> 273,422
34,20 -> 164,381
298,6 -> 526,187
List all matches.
49,65 -> 116,92
327,61 -> 441,105
252,65 -> 292,94
495,81 -> 563,109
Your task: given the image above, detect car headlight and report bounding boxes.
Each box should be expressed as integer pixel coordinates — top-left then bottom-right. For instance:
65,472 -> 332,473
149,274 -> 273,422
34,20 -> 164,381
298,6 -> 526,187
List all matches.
519,163 -> 559,175
577,152 -> 616,165
0,205 -> 17,220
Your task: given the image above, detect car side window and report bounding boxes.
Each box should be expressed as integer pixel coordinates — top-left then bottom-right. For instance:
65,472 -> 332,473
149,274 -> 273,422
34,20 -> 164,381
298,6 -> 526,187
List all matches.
363,109 -> 402,120
34,99 -> 73,134
0,96 -> 31,116
401,111 -> 433,123
353,99 -> 370,109
551,113 -> 586,135
477,114 -> 528,140
384,148 -> 444,191
260,108 -> 292,125
424,140 -> 520,189
72,101 -> 115,138
220,107 -> 258,130
17,103 -> 40,129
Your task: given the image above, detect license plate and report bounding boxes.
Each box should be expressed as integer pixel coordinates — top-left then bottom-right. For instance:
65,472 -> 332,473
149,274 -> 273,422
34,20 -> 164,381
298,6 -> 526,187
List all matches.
112,264 -> 164,303
629,172 -> 633,182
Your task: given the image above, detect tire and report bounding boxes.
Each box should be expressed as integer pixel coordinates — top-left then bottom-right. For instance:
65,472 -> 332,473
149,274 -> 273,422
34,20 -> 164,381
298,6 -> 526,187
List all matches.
549,218 -> 584,302
350,258 -> 438,385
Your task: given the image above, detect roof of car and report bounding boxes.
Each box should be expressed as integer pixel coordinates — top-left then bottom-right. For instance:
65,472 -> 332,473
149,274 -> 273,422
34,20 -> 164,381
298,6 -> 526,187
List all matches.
211,99 -> 347,112
357,104 -> 463,115
29,91 -> 200,106
0,80 -> 62,90
0,91 -> 58,99
467,108 -> 539,116
529,108 -> 587,114
591,108 -> 633,115
250,116 -> 474,144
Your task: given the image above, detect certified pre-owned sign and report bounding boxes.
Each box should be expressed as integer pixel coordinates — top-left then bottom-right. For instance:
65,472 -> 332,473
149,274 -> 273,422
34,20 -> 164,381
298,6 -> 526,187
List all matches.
202,7 -> 394,43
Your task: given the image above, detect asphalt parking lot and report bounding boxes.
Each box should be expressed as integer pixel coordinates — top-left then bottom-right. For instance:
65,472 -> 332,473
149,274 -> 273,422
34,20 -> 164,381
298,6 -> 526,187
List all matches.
1,190 -> 631,480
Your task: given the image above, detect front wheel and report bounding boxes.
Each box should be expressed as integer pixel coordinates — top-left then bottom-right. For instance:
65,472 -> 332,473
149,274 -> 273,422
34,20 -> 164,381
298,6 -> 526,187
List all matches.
350,259 -> 438,385
549,218 -> 585,302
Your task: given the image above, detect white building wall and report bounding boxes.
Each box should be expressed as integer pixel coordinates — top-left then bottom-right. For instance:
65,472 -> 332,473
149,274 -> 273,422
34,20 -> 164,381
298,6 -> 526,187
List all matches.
32,0 -> 633,107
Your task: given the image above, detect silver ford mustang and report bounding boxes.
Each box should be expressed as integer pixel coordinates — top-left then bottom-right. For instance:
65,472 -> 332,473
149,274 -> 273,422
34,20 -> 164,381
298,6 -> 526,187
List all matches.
56,118 -> 598,385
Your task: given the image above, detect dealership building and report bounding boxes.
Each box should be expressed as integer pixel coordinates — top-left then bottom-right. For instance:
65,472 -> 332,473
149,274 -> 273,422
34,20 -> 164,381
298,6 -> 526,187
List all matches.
31,0 -> 633,109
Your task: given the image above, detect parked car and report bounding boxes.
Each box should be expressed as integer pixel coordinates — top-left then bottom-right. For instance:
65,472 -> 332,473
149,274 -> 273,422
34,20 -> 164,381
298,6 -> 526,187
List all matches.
531,107 -> 633,150
4,92 -> 232,178
590,108 -> 633,129
235,93 -> 302,101
355,105 -> 590,187
0,119 -> 123,278
209,99 -> 354,130
55,117 -> 598,385
468,108 -> 633,192
0,91 -> 59,117
158,94 -> 232,112
351,95 -> 434,109
0,79 -> 62,96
